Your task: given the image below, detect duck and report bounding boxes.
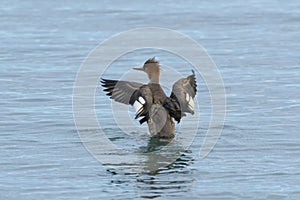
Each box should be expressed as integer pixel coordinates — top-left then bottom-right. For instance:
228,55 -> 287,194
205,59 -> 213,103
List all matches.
101,57 -> 197,139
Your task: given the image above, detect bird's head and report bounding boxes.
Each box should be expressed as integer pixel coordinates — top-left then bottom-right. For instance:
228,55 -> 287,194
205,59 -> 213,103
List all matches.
133,57 -> 160,83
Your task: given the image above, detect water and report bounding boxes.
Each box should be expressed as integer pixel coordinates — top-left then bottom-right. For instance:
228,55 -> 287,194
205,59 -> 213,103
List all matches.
1,0 -> 300,199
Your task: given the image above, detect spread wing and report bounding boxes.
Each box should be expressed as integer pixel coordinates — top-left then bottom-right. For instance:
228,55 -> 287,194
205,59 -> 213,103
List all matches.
129,85 -> 153,124
101,79 -> 152,124
164,71 -> 197,123
101,79 -> 143,104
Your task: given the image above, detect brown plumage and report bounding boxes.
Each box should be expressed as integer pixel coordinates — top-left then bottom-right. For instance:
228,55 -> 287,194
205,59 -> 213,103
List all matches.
101,58 -> 197,139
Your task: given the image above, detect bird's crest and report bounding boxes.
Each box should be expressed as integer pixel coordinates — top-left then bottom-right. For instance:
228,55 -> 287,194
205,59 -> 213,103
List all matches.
144,57 -> 159,65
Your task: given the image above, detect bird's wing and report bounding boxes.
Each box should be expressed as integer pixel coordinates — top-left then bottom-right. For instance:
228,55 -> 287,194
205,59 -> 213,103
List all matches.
164,71 -> 197,123
129,85 -> 153,124
101,79 -> 143,104
101,79 -> 152,124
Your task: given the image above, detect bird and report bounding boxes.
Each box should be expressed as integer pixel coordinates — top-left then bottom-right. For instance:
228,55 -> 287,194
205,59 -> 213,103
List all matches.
101,57 -> 197,139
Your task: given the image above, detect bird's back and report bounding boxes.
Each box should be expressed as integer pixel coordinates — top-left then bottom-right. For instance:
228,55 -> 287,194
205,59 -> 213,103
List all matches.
146,83 -> 174,138
148,83 -> 167,104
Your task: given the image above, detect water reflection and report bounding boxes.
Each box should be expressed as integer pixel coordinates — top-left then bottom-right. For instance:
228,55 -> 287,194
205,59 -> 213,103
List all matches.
105,136 -> 195,199
108,149 -> 195,199
142,137 -> 171,153
136,162 -> 195,199
140,137 -> 192,174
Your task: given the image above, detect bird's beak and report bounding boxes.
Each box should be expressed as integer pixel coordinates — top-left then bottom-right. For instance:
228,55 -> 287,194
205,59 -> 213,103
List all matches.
133,67 -> 144,71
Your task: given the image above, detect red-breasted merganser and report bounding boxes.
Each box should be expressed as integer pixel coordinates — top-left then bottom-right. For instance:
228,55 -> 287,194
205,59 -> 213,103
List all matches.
101,58 -> 197,139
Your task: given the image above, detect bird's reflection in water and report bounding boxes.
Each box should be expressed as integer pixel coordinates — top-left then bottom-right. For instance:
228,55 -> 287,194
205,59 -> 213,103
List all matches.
107,136 -> 195,199
136,153 -> 195,199
141,137 -> 172,152
139,136 -> 193,174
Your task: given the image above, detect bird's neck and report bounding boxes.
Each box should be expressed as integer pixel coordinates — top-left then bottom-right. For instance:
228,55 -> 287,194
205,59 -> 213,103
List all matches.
148,70 -> 160,84
149,75 -> 159,84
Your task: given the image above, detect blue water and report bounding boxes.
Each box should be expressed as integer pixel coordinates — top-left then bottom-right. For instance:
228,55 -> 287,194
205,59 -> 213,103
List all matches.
1,0 -> 300,199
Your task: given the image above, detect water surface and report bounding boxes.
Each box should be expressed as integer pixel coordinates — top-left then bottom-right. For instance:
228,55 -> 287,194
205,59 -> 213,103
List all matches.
0,0 -> 300,199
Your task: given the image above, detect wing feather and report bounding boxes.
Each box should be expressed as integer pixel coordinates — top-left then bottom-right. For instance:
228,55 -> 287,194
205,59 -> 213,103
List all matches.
164,70 -> 197,122
101,79 -> 152,124
101,79 -> 143,104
